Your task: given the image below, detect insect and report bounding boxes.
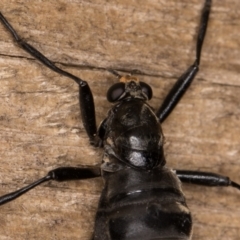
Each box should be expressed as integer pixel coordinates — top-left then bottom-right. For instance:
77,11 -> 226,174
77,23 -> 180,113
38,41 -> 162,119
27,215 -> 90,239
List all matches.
0,0 -> 240,239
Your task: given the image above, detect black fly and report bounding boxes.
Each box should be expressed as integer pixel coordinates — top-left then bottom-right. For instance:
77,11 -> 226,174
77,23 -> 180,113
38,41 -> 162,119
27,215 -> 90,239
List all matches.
0,0 -> 239,239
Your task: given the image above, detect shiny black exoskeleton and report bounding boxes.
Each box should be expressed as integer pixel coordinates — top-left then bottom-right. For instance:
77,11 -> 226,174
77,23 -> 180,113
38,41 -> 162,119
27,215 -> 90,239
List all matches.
0,1 -> 240,239
95,167 -> 192,239
96,77 -> 189,239
102,76 -> 165,171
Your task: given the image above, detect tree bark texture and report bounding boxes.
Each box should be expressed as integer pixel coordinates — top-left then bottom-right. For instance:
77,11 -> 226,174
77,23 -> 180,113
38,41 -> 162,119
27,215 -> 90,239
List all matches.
0,0 -> 240,239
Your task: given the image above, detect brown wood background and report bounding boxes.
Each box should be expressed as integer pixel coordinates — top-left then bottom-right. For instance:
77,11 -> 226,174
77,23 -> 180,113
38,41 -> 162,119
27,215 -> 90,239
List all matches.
0,0 -> 240,239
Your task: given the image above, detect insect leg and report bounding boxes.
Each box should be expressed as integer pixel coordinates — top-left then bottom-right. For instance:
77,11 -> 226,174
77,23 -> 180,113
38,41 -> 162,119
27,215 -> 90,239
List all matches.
0,12 -> 97,143
0,167 -> 101,205
156,0 -> 211,123
176,170 -> 240,190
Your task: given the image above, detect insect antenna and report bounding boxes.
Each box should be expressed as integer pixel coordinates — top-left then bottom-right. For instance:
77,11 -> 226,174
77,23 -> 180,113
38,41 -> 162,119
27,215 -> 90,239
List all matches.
107,69 -> 122,79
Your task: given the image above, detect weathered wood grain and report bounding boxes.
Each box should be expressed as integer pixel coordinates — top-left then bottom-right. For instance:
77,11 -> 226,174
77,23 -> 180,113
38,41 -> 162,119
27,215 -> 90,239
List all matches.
0,0 -> 240,239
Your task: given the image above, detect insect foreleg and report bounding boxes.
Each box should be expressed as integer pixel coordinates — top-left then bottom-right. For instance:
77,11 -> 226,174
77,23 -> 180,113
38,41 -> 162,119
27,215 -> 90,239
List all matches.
157,0 -> 211,123
0,12 -> 98,143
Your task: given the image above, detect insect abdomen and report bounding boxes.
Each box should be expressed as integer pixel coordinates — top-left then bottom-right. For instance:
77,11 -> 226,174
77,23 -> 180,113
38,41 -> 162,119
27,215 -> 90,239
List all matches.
93,167 -> 192,240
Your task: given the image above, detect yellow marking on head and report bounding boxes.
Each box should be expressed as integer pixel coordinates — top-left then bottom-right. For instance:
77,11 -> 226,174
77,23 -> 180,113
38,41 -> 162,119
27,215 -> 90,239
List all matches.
119,75 -> 139,83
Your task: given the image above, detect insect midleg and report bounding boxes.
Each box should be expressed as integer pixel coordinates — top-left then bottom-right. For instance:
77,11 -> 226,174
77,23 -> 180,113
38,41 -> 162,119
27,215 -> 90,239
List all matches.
176,170 -> 240,190
0,12 -> 97,143
0,167 -> 101,205
156,0 -> 211,123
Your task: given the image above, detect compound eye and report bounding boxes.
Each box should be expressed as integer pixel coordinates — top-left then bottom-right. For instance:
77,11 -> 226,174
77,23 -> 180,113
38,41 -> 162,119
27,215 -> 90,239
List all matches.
140,82 -> 152,100
107,82 -> 125,102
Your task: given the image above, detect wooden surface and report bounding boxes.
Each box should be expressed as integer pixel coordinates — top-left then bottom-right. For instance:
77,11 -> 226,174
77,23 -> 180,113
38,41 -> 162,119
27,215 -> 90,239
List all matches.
0,0 -> 240,239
